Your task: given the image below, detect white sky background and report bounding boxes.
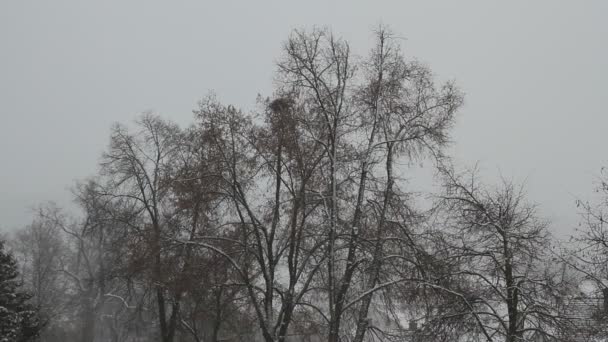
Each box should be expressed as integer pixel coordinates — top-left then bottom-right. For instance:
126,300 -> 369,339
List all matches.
1,1 -> 607,236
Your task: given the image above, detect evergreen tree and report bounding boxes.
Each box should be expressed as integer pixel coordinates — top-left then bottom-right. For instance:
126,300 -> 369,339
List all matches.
0,239 -> 40,342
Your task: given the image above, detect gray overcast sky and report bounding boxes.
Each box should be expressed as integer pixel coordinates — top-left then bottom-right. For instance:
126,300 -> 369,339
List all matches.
1,1 -> 607,235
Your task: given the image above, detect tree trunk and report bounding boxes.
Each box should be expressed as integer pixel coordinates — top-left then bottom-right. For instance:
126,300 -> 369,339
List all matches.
353,144 -> 394,342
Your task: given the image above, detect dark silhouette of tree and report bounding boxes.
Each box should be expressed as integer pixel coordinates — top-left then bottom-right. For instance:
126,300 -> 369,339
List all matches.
0,239 -> 41,342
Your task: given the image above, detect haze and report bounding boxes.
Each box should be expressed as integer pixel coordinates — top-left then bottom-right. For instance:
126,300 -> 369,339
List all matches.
1,0 -> 607,235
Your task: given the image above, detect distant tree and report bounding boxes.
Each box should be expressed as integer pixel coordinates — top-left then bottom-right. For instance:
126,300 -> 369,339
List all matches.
566,167 -> 608,339
11,205 -> 69,341
0,239 -> 41,342
573,168 -> 608,284
428,166 -> 572,342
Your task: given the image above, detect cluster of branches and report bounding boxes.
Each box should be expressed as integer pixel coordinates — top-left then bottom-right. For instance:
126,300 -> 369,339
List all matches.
6,27 -> 598,342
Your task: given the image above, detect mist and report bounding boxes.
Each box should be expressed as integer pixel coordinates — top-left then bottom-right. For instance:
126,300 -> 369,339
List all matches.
1,1 -> 608,341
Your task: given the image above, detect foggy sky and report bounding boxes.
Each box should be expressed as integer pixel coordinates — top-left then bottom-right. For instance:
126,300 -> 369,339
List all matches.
1,1 -> 607,236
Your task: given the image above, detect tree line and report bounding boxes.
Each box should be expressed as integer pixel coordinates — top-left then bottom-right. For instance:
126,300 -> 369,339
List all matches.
3,27 -> 608,342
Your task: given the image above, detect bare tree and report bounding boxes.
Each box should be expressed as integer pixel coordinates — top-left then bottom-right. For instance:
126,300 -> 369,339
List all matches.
276,26 -> 461,342
98,113 -> 184,342
188,92 -> 330,342
183,26 -> 461,342
168,123 -> 252,342
349,27 -> 460,342
562,167 -> 608,339
431,166 -> 569,342
11,204 -> 71,341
